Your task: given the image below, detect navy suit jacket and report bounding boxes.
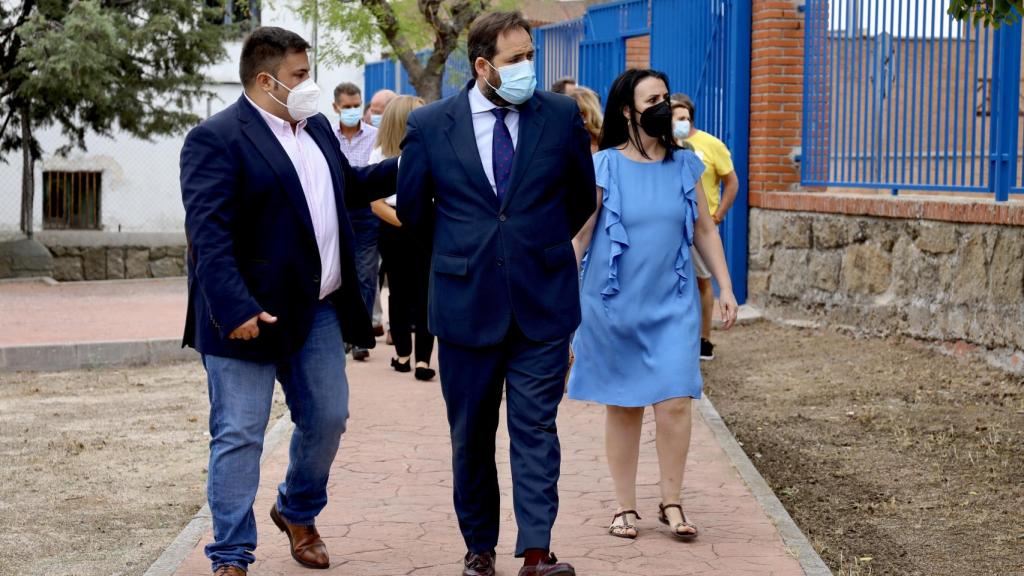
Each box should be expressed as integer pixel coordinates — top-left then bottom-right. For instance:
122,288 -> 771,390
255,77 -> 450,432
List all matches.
397,84 -> 597,347
180,95 -> 397,362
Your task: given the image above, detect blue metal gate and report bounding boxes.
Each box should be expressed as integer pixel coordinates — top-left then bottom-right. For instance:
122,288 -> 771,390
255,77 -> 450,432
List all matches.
579,0 -> 650,104
651,0 -> 751,304
801,0 -> 1023,201
535,18 -> 585,92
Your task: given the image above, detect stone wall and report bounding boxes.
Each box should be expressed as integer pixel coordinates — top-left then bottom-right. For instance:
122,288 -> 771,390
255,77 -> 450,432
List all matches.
48,245 -> 186,281
748,209 -> 1024,353
35,231 -> 187,282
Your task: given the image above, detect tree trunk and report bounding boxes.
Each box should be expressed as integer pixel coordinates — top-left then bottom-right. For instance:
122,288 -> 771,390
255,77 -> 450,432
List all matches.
20,107 -> 34,239
411,72 -> 444,103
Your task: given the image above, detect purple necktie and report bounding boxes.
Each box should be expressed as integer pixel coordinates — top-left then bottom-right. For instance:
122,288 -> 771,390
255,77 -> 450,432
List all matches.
491,108 -> 514,202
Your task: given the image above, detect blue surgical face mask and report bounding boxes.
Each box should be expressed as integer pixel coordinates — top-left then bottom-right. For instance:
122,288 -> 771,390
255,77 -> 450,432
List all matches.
485,59 -> 537,105
369,114 -> 383,128
340,108 -> 362,127
673,120 -> 691,140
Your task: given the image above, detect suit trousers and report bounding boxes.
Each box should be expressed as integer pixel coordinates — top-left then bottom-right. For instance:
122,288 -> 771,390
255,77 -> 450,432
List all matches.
438,322 -> 570,556
201,301 -> 348,572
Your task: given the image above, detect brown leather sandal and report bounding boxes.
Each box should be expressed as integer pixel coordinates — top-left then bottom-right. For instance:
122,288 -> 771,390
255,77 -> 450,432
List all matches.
658,503 -> 698,541
608,509 -> 641,539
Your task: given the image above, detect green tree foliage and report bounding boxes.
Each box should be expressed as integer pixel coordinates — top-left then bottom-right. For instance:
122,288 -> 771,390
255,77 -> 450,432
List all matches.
1,1 -> 232,236
948,0 -> 1023,27
301,0 -> 508,102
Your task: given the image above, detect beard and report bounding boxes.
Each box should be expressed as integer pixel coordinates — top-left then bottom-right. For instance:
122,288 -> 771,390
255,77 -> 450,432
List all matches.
480,67 -> 509,106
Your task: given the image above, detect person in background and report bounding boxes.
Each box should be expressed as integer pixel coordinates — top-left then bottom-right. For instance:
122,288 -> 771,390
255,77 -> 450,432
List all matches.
670,93 -> 739,361
550,76 -> 577,95
568,69 -> 737,543
364,88 -> 398,128
367,95 -> 437,381
570,87 -> 602,154
364,88 -> 399,336
334,82 -> 380,361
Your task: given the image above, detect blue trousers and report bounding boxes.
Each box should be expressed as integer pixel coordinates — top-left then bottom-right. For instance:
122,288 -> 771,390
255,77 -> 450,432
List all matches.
349,207 -> 380,316
202,301 -> 349,572
438,323 -> 570,556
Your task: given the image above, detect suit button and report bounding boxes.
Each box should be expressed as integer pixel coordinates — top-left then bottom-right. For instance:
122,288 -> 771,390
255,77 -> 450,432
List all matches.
498,214 -> 507,222
496,257 -> 505,267
312,274 -> 320,284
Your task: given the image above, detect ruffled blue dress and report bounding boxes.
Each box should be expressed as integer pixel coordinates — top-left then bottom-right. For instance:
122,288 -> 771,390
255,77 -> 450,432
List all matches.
568,148 -> 706,407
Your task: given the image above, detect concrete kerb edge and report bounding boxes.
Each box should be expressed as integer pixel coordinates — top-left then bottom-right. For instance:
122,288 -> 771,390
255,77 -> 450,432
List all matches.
0,339 -> 196,372
697,396 -> 833,576
143,414 -> 295,576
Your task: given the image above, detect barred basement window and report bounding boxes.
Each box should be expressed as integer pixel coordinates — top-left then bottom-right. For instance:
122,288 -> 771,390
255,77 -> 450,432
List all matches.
42,171 -> 102,230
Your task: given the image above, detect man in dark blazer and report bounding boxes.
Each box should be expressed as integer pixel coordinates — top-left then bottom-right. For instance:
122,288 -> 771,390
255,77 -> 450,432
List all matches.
397,11 -> 596,576
179,27 -> 396,575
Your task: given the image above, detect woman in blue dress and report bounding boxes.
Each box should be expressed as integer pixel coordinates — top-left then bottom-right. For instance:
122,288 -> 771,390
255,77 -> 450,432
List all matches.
568,69 -> 738,541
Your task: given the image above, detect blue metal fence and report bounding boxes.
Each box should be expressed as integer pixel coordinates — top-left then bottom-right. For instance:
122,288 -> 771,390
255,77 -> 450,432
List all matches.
535,18 -> 585,92
651,0 -> 751,304
579,0 -> 650,104
801,0 -> 1023,201
363,48 -> 473,100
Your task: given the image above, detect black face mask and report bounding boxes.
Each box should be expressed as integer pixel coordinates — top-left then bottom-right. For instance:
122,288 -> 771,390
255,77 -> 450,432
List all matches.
638,100 -> 672,138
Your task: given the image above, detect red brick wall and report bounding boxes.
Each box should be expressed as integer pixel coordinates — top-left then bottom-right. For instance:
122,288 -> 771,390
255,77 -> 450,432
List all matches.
749,1 -> 806,193
625,35 -> 650,70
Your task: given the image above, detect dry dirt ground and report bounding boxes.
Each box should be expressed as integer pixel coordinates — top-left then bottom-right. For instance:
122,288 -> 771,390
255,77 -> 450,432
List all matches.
0,362 -> 285,576
704,321 -> 1024,576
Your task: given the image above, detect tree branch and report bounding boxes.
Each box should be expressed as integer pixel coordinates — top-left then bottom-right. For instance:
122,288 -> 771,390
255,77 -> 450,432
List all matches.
358,0 -> 425,79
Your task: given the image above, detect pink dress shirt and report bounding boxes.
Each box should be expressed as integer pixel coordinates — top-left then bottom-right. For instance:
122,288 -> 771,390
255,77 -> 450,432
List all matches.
245,95 -> 342,300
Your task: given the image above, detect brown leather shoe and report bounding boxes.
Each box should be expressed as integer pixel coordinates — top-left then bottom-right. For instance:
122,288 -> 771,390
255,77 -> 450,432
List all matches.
212,566 -> 245,576
463,550 -> 496,576
270,504 -> 329,569
517,552 -> 575,576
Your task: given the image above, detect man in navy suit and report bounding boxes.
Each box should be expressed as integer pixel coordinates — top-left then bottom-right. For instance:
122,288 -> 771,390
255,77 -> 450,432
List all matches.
397,11 -> 596,576
180,27 -> 396,575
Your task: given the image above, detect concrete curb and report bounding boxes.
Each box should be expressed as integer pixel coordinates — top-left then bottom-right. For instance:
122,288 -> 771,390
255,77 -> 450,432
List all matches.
143,415 -> 295,576
698,395 -> 833,576
0,339 -> 195,372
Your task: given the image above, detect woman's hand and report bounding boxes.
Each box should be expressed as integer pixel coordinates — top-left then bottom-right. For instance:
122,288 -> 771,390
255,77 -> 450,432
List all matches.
718,289 -> 738,330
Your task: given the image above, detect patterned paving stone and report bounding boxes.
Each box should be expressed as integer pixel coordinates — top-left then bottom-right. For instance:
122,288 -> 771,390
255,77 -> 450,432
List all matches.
172,347 -> 807,576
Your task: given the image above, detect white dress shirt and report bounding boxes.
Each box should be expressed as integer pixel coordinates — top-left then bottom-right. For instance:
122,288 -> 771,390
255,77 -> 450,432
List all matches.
245,94 -> 341,299
468,83 -> 519,195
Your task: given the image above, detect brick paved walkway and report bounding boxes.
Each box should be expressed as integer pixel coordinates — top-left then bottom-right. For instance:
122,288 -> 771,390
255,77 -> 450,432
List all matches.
172,347 -> 806,576
0,277 -> 186,346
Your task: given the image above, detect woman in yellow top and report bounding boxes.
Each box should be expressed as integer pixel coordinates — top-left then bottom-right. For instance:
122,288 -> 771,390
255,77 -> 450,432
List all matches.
670,94 -> 739,362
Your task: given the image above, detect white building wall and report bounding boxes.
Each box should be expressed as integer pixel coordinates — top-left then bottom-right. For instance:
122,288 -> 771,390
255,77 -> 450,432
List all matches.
0,2 -> 375,234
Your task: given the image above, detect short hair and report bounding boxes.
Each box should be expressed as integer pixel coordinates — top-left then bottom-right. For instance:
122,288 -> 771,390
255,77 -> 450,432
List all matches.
468,11 -> 533,78
334,82 -> 362,101
551,77 -> 577,94
239,27 -> 311,88
671,93 -> 695,120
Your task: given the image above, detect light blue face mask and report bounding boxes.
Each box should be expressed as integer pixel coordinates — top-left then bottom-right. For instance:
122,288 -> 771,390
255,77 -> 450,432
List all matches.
673,120 -> 691,140
485,59 -> 537,105
370,114 -> 383,128
340,108 -> 362,127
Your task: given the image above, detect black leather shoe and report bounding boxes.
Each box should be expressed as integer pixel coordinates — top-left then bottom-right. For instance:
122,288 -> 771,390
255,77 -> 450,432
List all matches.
391,357 -> 411,373
463,550 -> 496,576
518,552 -> 575,576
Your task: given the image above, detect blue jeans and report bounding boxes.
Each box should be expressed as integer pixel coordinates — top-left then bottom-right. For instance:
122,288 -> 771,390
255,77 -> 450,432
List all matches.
202,301 -> 349,572
350,207 -> 380,318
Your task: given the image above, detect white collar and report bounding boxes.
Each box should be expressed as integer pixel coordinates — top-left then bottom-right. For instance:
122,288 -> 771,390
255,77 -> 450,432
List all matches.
244,93 -> 305,135
469,82 -> 515,116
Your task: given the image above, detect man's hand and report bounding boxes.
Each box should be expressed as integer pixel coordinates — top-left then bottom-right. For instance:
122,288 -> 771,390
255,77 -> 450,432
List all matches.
229,311 -> 278,340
